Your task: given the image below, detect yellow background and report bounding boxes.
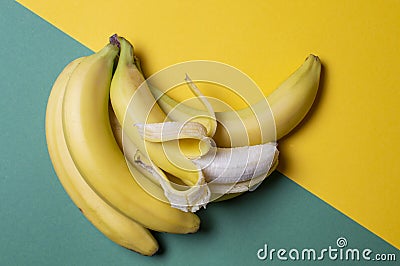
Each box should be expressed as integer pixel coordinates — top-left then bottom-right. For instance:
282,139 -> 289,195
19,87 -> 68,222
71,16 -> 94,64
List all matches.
18,0 -> 400,248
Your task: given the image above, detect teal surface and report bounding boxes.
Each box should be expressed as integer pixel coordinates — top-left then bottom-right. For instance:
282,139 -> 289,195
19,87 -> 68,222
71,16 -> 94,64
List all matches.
1,1 -> 398,265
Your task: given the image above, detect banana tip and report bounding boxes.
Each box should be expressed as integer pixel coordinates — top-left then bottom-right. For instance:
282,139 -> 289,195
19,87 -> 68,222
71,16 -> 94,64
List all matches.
308,54 -> 320,62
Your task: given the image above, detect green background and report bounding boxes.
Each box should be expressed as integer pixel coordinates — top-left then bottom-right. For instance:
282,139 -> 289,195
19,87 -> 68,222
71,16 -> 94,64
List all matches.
0,1 -> 398,265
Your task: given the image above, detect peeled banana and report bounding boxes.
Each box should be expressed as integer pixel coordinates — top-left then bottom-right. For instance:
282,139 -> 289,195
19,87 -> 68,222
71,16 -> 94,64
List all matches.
109,36 -> 211,211
142,54 -> 320,198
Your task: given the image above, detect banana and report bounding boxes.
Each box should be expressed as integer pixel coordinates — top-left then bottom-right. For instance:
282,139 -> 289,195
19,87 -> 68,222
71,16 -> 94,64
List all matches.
150,54 -> 321,147
143,55 -> 320,198
62,38 -> 200,231
45,57 -> 158,255
109,36 -> 211,211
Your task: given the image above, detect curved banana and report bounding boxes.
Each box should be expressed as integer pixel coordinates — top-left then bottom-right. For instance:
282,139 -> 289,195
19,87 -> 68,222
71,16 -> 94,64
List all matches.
109,36 -> 210,211
62,39 -> 200,232
150,54 -> 321,147
46,57 -> 158,255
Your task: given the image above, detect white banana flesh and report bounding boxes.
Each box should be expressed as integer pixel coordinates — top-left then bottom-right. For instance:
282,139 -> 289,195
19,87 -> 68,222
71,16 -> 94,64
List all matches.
193,143 -> 279,184
208,157 -> 279,195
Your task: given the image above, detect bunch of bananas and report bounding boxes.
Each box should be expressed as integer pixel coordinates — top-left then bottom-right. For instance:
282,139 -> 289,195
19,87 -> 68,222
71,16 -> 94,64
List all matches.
45,34 -> 321,256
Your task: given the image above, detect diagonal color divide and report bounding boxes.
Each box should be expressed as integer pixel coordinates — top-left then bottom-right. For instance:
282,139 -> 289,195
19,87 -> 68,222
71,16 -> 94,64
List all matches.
16,0 -> 400,251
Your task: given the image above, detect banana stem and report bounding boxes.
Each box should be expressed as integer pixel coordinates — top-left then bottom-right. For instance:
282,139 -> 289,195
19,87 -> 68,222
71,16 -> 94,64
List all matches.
109,34 -> 121,48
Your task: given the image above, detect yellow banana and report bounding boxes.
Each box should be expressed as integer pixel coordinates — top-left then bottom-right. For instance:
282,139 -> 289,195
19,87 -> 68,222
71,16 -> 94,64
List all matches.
45,57 -> 158,255
109,36 -> 211,211
62,38 -> 200,232
150,54 -> 321,147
